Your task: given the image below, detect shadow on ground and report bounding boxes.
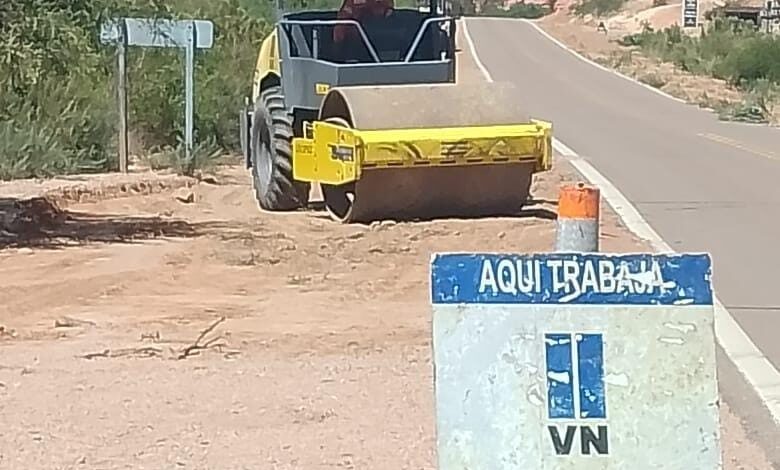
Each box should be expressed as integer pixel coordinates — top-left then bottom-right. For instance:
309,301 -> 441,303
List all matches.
307,198 -> 558,224
0,197 -> 228,249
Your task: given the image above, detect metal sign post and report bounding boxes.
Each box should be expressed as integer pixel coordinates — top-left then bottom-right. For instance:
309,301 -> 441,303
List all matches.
100,18 -> 214,173
430,252 -> 721,468
184,22 -> 197,168
117,21 -> 129,174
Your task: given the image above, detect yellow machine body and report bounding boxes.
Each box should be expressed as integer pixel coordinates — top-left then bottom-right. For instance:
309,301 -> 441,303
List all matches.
292,120 -> 552,186
243,13 -> 555,223
252,30 -> 280,103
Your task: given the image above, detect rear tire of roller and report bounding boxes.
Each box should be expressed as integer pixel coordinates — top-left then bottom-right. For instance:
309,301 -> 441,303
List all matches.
250,85 -> 310,211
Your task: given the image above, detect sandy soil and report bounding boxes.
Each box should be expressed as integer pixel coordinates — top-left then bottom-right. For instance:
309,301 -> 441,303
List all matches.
0,158 -> 773,469
0,159 -> 640,469
604,3 -> 685,33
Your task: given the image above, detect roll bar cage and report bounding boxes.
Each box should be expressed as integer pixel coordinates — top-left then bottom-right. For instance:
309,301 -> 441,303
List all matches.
273,0 -> 452,20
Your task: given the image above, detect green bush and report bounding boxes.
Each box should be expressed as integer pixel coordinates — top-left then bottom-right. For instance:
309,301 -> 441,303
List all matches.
0,0 -> 118,179
0,0 -> 273,179
718,36 -> 780,84
620,18 -> 780,122
623,19 -> 780,87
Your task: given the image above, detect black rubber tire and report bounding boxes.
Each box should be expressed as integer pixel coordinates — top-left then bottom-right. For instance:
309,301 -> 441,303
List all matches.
250,85 -> 310,211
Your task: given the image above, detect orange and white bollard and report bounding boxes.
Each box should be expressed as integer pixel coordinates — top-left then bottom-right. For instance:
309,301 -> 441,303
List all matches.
555,182 -> 600,252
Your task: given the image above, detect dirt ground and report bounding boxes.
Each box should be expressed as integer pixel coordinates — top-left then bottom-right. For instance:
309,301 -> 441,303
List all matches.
0,157 -> 773,469
0,160 -> 629,469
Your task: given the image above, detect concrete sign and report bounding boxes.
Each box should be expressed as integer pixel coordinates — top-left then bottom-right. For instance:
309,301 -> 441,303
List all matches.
431,252 -> 721,469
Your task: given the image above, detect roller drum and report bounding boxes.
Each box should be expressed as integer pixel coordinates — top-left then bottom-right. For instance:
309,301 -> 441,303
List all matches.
318,82 -> 533,129
318,82 -> 538,223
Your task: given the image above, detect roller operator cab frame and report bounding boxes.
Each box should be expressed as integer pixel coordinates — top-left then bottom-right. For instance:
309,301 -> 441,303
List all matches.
239,0 -> 553,223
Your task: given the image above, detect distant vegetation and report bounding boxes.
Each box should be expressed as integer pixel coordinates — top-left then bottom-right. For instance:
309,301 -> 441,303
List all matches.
0,0 -> 272,179
620,18 -> 780,122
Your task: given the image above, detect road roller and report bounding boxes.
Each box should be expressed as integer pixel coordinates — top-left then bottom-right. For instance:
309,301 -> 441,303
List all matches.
239,0 -> 553,223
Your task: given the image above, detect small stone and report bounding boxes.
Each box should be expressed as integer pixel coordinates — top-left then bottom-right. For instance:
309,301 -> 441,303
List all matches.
174,189 -> 195,204
198,173 -> 219,185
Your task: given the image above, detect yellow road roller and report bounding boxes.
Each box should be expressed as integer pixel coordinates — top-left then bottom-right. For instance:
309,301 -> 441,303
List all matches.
239,0 -> 553,223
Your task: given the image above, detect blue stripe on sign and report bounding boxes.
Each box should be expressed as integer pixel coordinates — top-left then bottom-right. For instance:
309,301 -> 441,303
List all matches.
545,333 -> 575,419
577,334 -> 606,419
429,252 -> 713,305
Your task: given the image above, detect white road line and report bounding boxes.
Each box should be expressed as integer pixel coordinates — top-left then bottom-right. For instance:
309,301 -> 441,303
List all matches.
463,16 -> 685,102
462,17 -> 780,425
459,18 -> 494,83
523,18 -> 687,103
563,155 -> 672,253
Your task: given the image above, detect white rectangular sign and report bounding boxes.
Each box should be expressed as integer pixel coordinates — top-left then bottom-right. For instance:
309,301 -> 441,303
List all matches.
431,253 -> 721,468
100,18 -> 214,49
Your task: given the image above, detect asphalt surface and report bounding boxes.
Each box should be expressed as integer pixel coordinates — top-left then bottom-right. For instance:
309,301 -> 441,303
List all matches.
463,16 -> 780,460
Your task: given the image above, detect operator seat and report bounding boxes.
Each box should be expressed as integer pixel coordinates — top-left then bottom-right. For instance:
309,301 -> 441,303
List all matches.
333,0 -> 395,62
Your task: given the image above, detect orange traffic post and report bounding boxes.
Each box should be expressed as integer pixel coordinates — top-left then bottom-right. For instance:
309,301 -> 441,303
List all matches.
555,182 -> 600,252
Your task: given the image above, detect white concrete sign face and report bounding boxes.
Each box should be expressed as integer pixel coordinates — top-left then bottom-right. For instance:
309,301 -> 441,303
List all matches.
100,18 -> 214,49
430,253 -> 721,469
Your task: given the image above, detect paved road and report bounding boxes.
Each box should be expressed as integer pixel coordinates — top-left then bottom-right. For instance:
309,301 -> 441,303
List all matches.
464,16 -> 780,458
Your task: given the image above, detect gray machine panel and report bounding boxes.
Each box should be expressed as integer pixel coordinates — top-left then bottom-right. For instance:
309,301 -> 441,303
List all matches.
282,58 -> 342,110
281,58 -> 453,111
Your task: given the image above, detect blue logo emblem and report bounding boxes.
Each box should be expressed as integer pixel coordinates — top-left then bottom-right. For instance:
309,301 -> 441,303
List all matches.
545,333 -> 607,420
